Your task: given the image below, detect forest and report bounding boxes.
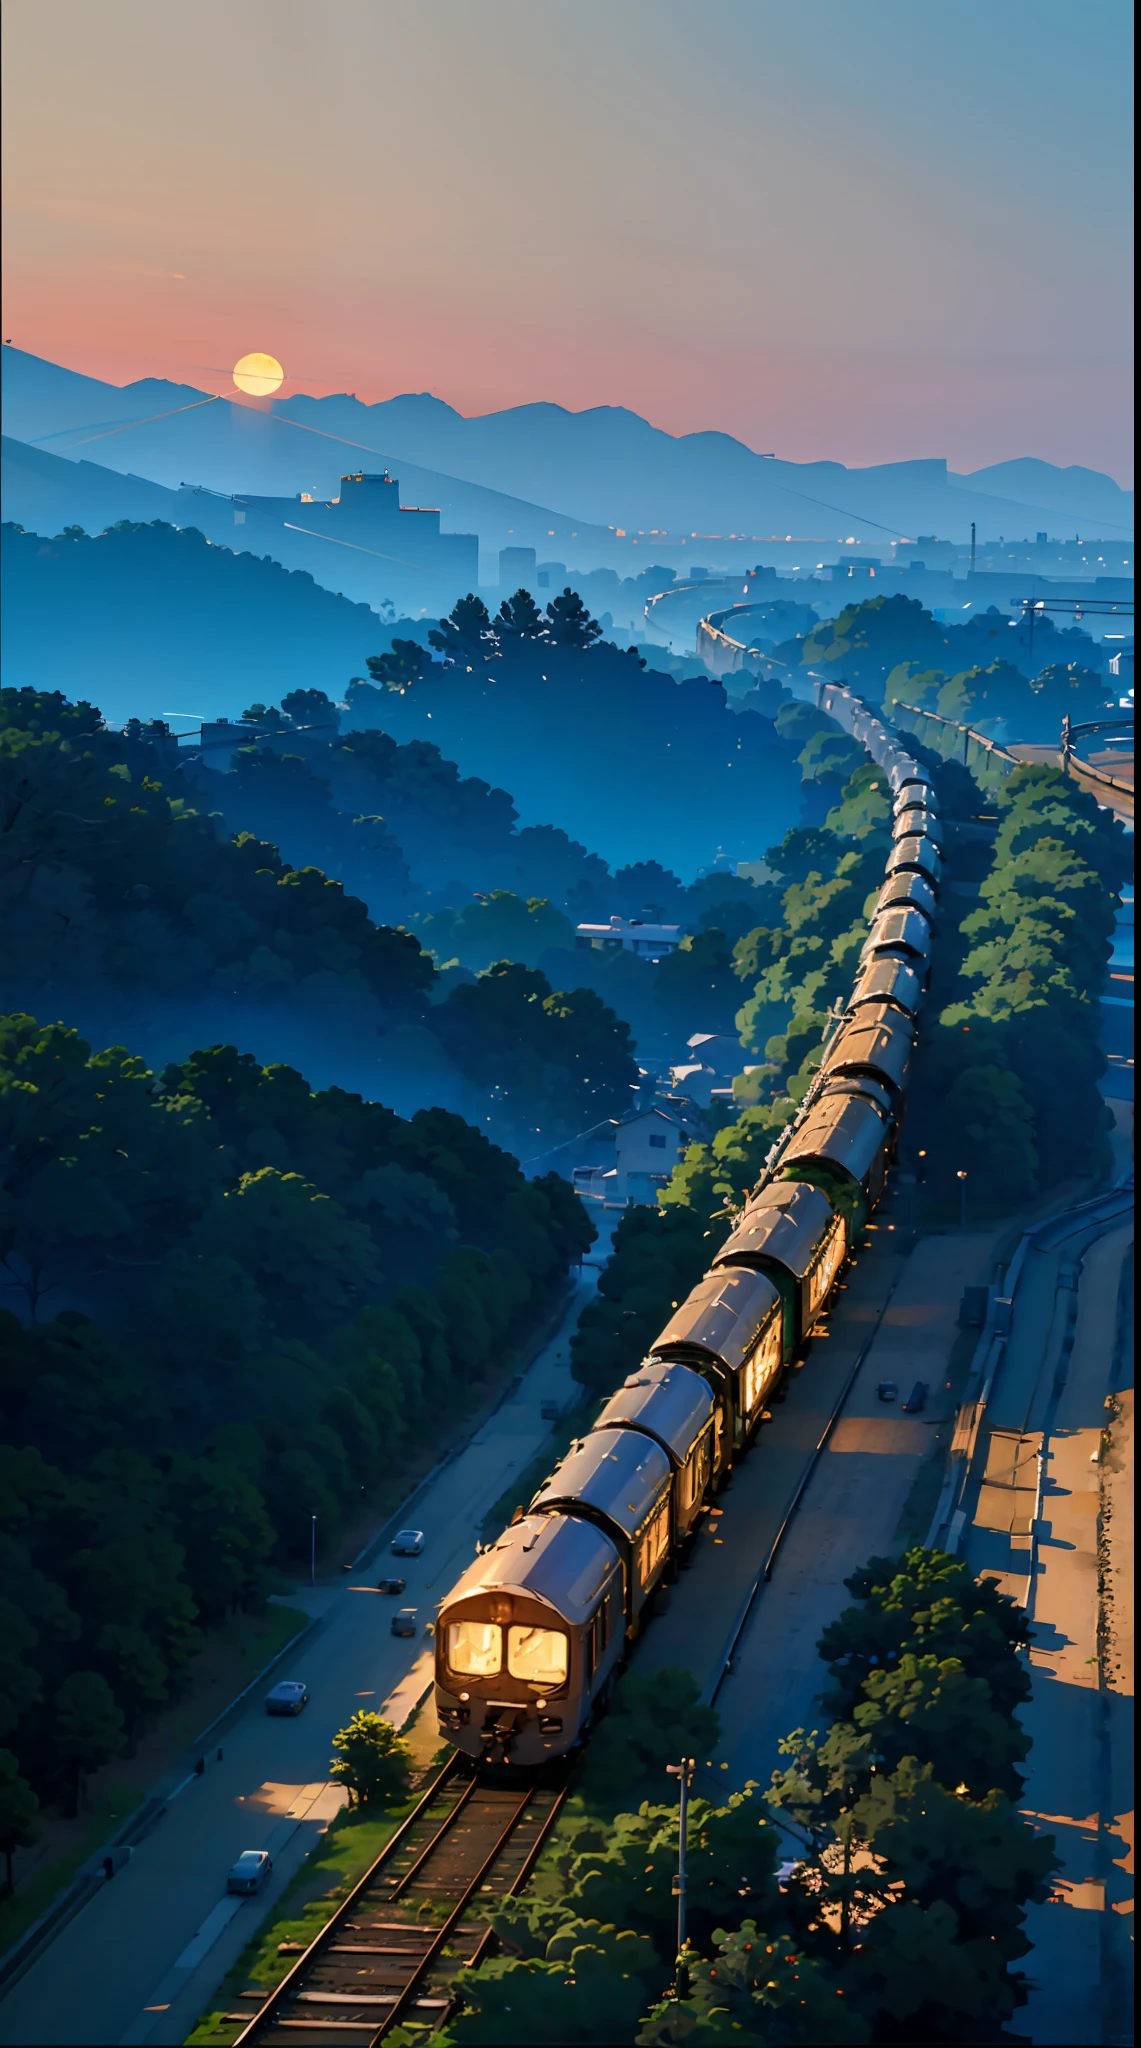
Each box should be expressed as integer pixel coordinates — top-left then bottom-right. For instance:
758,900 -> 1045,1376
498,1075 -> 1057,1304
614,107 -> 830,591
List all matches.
0,1014 -> 593,1814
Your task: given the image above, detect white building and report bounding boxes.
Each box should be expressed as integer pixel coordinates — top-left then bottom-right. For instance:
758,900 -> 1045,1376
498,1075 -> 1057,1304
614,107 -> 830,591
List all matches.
573,1104 -> 699,1206
575,916 -> 681,961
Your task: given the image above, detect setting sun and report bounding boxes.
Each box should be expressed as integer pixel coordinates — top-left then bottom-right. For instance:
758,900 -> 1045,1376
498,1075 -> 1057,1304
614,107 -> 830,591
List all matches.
232,351 -> 283,396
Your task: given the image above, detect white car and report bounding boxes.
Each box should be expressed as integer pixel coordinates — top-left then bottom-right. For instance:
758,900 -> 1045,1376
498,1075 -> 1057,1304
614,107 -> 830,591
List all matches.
391,1528 -> 424,1556
227,1849 -> 272,1895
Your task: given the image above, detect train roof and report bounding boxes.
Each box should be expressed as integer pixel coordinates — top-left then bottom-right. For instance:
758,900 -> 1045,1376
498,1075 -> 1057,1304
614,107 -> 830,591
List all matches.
847,953 -> 925,1018
530,1427 -> 671,1543
820,1003 -> 914,1094
893,807 -> 943,845
650,1264 -> 782,1374
593,1361 -> 713,1467
779,1088 -> 892,1190
886,835 -> 942,883
713,1177 -> 837,1280
860,905 -> 933,963
438,1511 -> 620,1628
874,870 -> 938,924
893,780 -> 939,816
888,763 -> 926,794
818,1072 -> 896,1116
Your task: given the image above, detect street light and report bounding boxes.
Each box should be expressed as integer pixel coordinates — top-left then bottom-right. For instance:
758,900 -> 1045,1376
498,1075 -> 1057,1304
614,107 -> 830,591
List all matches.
665,1758 -> 695,1995
957,1170 -> 968,1230
310,1514 -> 317,1587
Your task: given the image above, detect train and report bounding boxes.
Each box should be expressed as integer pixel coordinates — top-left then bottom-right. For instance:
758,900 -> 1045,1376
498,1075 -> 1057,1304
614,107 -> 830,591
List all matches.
434,685 -> 941,1767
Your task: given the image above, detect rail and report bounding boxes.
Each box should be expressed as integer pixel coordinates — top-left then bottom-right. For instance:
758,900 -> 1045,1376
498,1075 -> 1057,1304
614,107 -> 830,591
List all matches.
230,1757 -> 567,2045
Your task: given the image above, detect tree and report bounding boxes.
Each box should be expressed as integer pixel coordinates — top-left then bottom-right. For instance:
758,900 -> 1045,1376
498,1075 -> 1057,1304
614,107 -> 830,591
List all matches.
638,1922 -> 869,2046
329,1710 -> 412,1807
280,688 -> 339,729
497,588 -> 546,640
0,1749 -> 39,1894
545,588 -> 602,650
54,1670 -> 125,1814
445,1921 -> 662,2045
429,594 -> 494,664
579,1668 -> 721,1812
365,638 -> 428,693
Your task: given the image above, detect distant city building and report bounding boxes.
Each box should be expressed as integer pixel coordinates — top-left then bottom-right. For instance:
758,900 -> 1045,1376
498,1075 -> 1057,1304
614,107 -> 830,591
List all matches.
498,545 -> 537,587
176,469 -> 477,611
575,915 -> 682,960
536,560 -> 567,588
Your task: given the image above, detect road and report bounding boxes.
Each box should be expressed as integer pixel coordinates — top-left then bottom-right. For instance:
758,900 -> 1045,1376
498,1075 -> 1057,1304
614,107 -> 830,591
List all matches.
633,1186 -> 1002,1789
0,1261 -> 607,2048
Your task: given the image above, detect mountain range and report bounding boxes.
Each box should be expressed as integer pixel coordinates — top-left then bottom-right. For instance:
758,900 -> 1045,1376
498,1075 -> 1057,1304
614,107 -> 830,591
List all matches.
2,348 -> 1132,565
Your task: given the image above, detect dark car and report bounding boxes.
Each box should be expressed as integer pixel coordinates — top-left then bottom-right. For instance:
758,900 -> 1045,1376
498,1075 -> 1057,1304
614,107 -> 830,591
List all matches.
264,1680 -> 308,1716
876,1381 -> 898,1403
227,1849 -> 272,1895
391,1529 -> 424,1556
391,1608 -> 418,1637
540,1399 -> 562,1421
376,1576 -> 406,1595
902,1381 -> 929,1413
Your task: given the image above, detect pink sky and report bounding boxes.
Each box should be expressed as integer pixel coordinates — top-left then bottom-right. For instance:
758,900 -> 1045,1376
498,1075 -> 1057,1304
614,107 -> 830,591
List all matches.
2,0 -> 1133,481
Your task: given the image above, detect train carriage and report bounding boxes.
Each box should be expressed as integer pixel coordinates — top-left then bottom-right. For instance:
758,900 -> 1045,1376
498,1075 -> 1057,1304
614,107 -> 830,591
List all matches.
893,805 -> 943,846
893,779 -> 939,816
860,904 -> 933,965
846,951 -> 925,1020
529,1427 -> 673,1634
712,1179 -> 845,1355
434,1511 -> 623,1765
778,1083 -> 894,1212
874,870 -> 938,924
649,1264 -> 784,1476
591,1361 -> 715,1545
886,834 -> 942,886
819,1000 -> 914,1100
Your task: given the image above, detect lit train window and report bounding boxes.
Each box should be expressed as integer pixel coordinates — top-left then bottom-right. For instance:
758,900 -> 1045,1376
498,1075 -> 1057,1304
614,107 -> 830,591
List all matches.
809,1219 -> 847,1313
446,1621 -> 501,1676
681,1430 -> 711,1510
637,1499 -> 670,1588
742,1315 -> 782,1418
507,1626 -> 568,1686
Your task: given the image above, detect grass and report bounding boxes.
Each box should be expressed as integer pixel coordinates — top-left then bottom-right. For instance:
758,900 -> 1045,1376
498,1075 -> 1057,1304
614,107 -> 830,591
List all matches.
0,1602 -> 309,1963
186,1694 -> 451,2045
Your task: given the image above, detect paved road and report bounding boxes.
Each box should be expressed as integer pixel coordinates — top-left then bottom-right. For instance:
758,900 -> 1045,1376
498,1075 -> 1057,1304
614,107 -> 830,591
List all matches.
962,1200 -> 1134,2047
0,1263 -> 606,2048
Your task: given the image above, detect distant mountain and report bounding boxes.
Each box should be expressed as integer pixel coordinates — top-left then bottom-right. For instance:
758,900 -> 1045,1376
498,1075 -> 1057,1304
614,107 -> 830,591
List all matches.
0,350 -> 617,576
3,347 -> 1131,559
953,458 -> 1133,530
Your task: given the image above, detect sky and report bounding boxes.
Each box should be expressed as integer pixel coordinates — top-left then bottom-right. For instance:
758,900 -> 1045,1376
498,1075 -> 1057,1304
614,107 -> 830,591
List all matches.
1,0 -> 1134,481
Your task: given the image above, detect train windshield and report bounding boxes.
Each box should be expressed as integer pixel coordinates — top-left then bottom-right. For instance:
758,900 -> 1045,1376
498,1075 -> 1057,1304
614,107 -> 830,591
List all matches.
506,1625 -> 568,1687
446,1621 -> 501,1676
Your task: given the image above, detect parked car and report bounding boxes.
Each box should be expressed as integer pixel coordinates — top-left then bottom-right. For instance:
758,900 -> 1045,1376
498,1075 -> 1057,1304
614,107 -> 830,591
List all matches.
876,1381 -> 898,1403
540,1399 -> 562,1421
264,1680 -> 308,1716
391,1529 -> 424,1556
376,1576 -> 406,1595
391,1608 -> 418,1637
227,1849 -> 272,1895
902,1381 -> 929,1413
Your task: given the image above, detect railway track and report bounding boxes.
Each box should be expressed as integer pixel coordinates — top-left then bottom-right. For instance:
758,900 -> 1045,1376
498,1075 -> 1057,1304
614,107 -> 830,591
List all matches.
230,1755 -> 567,2046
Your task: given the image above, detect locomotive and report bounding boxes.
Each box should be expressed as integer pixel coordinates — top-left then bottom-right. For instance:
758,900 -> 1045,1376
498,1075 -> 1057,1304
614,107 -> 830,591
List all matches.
435,685 -> 940,1766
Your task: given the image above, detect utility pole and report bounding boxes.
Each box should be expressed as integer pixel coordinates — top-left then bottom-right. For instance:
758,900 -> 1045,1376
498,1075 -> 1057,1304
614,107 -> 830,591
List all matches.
311,1514 -> 317,1587
969,521 -> 976,577
665,1758 -> 695,1995
957,1170 -> 968,1230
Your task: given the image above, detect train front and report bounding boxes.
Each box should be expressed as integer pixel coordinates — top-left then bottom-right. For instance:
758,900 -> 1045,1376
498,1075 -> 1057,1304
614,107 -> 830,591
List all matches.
434,1512 -> 622,1767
